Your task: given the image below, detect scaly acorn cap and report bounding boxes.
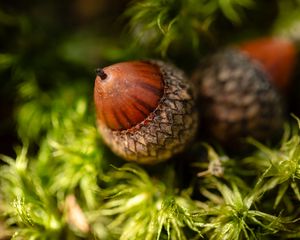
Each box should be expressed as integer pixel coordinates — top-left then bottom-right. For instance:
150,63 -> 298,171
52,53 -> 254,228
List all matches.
94,60 -> 198,164
192,48 -> 285,148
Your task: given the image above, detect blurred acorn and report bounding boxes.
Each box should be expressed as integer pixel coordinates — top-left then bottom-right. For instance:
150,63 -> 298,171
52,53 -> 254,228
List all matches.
192,37 -> 296,148
239,37 -> 296,93
94,60 -> 198,164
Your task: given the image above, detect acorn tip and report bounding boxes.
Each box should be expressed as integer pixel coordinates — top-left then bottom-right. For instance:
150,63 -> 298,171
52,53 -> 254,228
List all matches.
96,68 -> 107,80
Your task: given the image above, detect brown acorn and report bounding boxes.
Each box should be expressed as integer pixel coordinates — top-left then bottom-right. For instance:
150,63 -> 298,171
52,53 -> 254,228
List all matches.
239,37 -> 296,93
94,60 -> 198,164
192,38 -> 295,148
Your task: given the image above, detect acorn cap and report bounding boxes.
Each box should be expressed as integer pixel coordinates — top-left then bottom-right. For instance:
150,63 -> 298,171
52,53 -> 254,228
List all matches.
192,48 -> 285,148
94,60 -> 198,164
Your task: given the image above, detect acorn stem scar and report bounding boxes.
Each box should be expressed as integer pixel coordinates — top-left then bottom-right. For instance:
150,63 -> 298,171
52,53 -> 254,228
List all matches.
96,68 -> 107,80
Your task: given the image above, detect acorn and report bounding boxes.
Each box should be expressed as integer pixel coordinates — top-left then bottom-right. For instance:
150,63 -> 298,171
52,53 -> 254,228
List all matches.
94,60 -> 198,164
192,37 -> 296,148
239,37 -> 296,93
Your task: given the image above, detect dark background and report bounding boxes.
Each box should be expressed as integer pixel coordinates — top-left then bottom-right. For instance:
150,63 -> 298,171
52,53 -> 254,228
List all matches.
0,0 -> 129,156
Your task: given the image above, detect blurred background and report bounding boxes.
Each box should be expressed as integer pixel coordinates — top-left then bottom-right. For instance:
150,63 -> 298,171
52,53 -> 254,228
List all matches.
0,0 -> 130,156
0,0 -> 300,157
